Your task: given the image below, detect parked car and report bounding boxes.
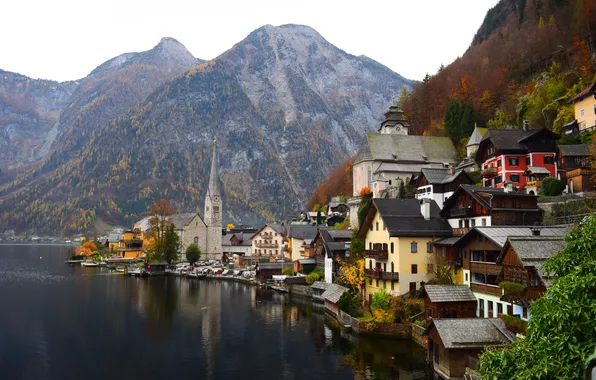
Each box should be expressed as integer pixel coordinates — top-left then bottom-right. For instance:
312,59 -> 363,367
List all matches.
213,269 -> 223,275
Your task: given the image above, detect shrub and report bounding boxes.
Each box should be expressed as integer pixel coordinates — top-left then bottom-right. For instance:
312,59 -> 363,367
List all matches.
185,243 -> 201,265
541,177 -> 565,196
305,272 -> 320,285
338,291 -> 363,317
499,281 -> 526,295
371,289 -> 390,311
282,267 -> 294,276
499,314 -> 528,335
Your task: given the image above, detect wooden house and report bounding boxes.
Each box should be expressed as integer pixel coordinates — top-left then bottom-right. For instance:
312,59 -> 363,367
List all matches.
422,285 -> 477,324
321,283 -> 348,317
497,236 -> 566,320
412,167 -> 474,209
558,144 -> 593,193
425,318 -> 516,380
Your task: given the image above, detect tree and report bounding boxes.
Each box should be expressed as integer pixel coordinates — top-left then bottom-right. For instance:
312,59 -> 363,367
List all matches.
398,87 -> 409,106
397,179 -> 406,199
226,223 -> 235,230
479,216 -> 596,379
444,100 -> 476,143
162,224 -> 180,264
305,271 -> 320,285
426,252 -> 455,285
282,267 -> 294,276
541,177 -> 565,196
185,243 -> 201,265
146,199 -> 176,262
337,256 -> 365,294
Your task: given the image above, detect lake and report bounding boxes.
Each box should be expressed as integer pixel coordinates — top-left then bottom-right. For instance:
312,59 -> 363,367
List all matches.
0,244 -> 430,380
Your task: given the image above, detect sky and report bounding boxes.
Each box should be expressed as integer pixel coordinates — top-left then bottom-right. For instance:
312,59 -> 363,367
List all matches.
1,0 -> 499,82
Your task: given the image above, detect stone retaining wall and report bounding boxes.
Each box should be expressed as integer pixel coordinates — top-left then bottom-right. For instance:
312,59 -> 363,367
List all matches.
411,324 -> 427,347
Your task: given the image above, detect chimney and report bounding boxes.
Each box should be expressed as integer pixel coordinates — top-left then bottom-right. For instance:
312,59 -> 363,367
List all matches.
420,199 -> 431,221
523,120 -> 529,131
503,180 -> 513,193
449,166 -> 455,175
530,227 -> 542,236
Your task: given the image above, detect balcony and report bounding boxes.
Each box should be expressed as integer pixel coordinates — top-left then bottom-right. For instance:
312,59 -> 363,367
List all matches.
364,268 -> 381,279
364,249 -> 388,260
450,201 -> 473,218
452,227 -> 469,235
255,242 -> 279,248
471,282 -> 503,297
481,167 -> 497,177
526,180 -> 542,188
381,272 -> 399,281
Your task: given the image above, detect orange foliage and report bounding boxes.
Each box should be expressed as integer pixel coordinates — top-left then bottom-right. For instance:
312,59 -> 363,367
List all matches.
307,158 -> 353,210
75,241 -> 97,256
359,187 -> 372,197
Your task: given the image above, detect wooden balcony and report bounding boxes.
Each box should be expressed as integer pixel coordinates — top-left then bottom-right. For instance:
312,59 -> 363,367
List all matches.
450,201 -> 473,218
471,283 -> 503,297
364,249 -> 388,260
481,167 -> 497,177
381,272 -> 399,281
364,268 -> 381,279
526,180 -> 542,188
470,261 -> 502,276
452,227 -> 469,235
255,242 -> 279,248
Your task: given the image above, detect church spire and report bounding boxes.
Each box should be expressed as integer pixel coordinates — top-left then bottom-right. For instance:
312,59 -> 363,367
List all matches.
207,138 -> 220,197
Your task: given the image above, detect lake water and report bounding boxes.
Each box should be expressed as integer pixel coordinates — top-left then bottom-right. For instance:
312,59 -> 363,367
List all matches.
0,245 -> 430,380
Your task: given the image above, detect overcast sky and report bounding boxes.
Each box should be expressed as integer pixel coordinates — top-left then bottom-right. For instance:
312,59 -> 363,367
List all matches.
1,0 -> 499,82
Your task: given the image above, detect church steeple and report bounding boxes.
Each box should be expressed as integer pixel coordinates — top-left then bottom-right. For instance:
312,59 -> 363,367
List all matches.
207,139 -> 220,198
378,100 -> 410,135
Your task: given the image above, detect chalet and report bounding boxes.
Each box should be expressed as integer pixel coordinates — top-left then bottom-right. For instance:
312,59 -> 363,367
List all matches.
563,81 -> 596,135
440,184 -> 542,235
286,224 -> 319,262
412,167 -> 474,209
558,144 -> 593,193
476,125 -> 560,189
116,230 -> 144,259
359,198 -> 452,300
422,285 -> 477,324
425,318 -> 516,380
451,226 -> 569,318
313,229 -> 351,283
250,224 -> 286,258
107,229 -> 123,253
498,236 -> 566,320
321,283 -> 349,317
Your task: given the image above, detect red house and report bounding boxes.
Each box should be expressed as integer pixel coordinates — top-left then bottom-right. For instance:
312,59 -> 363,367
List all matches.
476,124 -> 560,190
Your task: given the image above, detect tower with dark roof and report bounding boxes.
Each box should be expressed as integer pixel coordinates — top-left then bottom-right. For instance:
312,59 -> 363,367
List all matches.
204,140 -> 223,260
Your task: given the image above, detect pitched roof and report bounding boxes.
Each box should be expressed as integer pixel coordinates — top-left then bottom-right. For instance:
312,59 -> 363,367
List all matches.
426,318 -> 516,349
419,168 -> 469,185
558,144 -> 589,157
321,283 -> 349,303
477,128 -> 560,158
458,226 -> 570,248
354,133 -> 457,166
524,166 -> 551,175
327,230 -> 352,239
441,184 -> 539,216
207,142 -> 220,197
171,213 -> 201,228
569,82 -> 596,103
286,225 -> 319,240
250,224 -> 286,240
466,126 -> 488,147
134,216 -> 153,232
423,285 -> 477,303
311,281 -> 331,290
366,199 -> 452,237
501,236 -> 567,284
433,236 -> 462,246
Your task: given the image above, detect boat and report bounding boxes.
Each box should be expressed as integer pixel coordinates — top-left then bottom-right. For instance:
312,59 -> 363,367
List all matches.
115,266 -> 126,273
81,261 -> 100,267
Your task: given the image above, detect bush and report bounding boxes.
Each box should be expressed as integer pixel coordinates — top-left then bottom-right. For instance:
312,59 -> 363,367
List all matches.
499,281 -> 526,295
541,177 -> 565,196
499,314 -> 528,335
185,243 -> 201,265
338,291 -> 363,317
282,267 -> 294,276
305,272 -> 320,285
371,289 -> 390,311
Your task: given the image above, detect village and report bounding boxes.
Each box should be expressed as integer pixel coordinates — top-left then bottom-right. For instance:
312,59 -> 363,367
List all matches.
57,81 -> 596,380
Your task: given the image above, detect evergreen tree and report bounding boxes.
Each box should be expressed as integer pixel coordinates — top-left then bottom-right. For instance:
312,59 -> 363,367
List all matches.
163,224 -> 180,264
444,100 -> 476,143
398,179 -> 406,199
185,243 -> 201,265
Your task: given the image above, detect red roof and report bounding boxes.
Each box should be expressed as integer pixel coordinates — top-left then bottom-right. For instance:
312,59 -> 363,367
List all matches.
570,83 -> 596,103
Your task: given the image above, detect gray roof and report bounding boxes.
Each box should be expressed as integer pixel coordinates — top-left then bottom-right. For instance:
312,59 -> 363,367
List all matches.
374,162 -> 446,174
327,230 -> 352,239
423,285 -> 476,303
502,236 -> 567,283
297,258 -> 316,265
321,283 -> 349,303
372,199 -> 452,237
466,126 -> 488,147
222,232 -> 251,246
108,232 -> 122,242
311,281 -> 331,290
558,144 -> 589,157
354,133 -> 458,166
477,128 -> 560,157
427,318 -> 516,349
420,168 -> 468,185
207,142 -> 221,197
171,213 -> 201,228
462,226 -> 570,247
257,262 -> 285,269
327,241 -> 348,251
433,236 -> 462,246
286,225 -> 319,240
525,166 -> 551,175
442,184 -> 540,215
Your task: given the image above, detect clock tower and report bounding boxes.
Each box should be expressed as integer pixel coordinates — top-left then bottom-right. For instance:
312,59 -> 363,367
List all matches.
204,139 -> 223,260
378,100 -> 410,135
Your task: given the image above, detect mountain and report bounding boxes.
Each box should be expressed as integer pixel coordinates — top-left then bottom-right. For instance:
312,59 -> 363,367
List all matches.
0,24 -> 413,235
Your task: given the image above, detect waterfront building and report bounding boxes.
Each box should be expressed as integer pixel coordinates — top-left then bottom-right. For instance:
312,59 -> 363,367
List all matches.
222,231 -> 253,263
321,283 -> 349,317
412,168 -> 474,210
440,184 -> 542,235
421,285 -> 477,325
250,224 -> 286,258
285,224 -> 319,262
313,229 -> 351,283
476,124 -> 560,190
116,230 -> 144,259
359,198 -> 452,301
425,318 -> 516,380
562,81 -> 596,135
497,236 -> 567,320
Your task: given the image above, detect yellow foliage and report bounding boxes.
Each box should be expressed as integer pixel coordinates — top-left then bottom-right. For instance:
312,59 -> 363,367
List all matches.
337,257 -> 365,293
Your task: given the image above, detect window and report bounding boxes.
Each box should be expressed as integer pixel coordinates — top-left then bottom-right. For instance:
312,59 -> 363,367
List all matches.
409,282 -> 416,293
370,223 -> 373,231
411,242 -> 418,253
497,303 -> 503,315
488,301 -> 494,317
471,250 -> 483,262
484,179 -> 491,187
581,108 -> 585,117
510,174 -> 520,182
426,242 -> 432,253
194,237 -> 199,245
472,272 -> 485,283
214,206 -> 219,213
497,160 -> 502,167
196,222 -> 198,227
369,242 -> 372,250
494,176 -> 502,185
369,279 -> 372,285
478,298 -> 485,313
376,279 -> 379,287
411,264 -> 418,274
465,272 -> 469,282
390,242 -> 394,253
471,219 -> 476,227
482,218 -> 487,226
428,308 -> 433,319
383,223 -> 386,230
509,158 -> 519,166
526,156 -> 531,165
544,156 -> 554,164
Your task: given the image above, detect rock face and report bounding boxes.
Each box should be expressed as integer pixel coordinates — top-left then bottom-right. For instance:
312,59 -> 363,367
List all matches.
0,25 -> 413,235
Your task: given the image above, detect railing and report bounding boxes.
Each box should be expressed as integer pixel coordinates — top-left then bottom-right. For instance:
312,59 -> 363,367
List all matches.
364,268 -> 381,279
471,283 -> 503,297
526,180 -> 542,188
452,227 -> 470,235
364,249 -> 388,260
580,124 -> 596,134
381,272 -> 399,281
255,243 -> 279,248
450,208 -> 474,217
543,213 -> 591,226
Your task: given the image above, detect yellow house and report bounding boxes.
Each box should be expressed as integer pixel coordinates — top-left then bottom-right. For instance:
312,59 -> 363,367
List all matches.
564,82 -> 596,134
116,230 -> 145,259
359,198 -> 452,302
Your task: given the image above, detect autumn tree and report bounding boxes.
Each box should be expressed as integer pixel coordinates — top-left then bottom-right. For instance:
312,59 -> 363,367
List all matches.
146,199 -> 176,262
75,241 -> 98,256
337,256 -> 365,295
426,252 -> 455,285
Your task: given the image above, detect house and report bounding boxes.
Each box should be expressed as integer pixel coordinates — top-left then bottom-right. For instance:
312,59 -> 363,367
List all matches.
313,229 -> 352,283
305,211 -> 326,225
250,224 -> 286,258
440,184 -> 542,235
222,231 -> 252,264
328,196 -> 349,216
285,224 -> 319,262
311,281 -> 331,303
563,82 -> 596,135
321,283 -> 349,317
450,226 -> 569,318
256,262 -> 286,282
522,166 -> 552,195
412,167 -> 474,209
107,229 -> 123,253
349,103 -> 458,226
425,318 -> 516,380
497,236 -> 567,320
558,144 -> 593,193
422,285 -> 477,324
359,198 -> 452,301
116,230 -> 144,259
476,124 -> 560,189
